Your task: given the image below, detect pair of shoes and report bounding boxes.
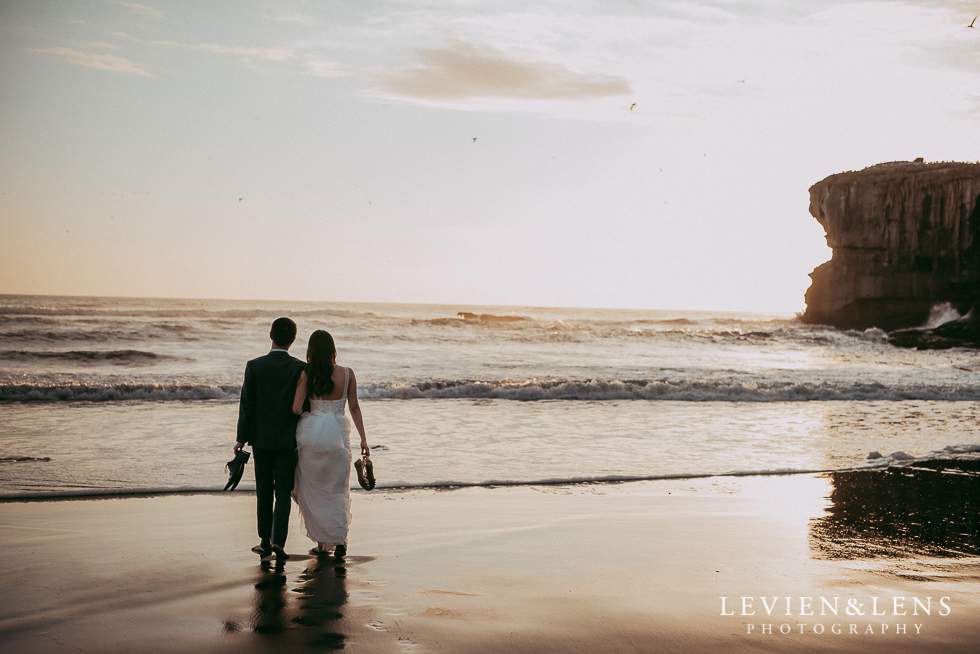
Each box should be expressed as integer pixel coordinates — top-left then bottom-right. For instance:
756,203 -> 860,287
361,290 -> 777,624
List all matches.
334,544 -> 346,559
354,457 -> 376,491
271,544 -> 289,561
224,449 -> 250,491
251,543 -> 271,556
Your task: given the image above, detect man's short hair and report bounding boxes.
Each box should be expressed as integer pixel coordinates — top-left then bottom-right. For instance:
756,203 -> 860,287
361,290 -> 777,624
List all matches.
270,317 -> 297,348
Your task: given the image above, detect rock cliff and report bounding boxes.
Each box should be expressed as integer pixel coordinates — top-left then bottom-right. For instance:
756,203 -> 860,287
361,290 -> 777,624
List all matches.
802,161 -> 980,331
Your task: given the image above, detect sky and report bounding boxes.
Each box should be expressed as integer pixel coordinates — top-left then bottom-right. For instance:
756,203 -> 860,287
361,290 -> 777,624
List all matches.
1,0 -> 979,313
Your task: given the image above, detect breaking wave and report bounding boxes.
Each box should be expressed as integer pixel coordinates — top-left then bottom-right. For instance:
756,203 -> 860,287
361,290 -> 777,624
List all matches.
4,378 -> 979,403
0,382 -> 239,402
0,305 -> 368,320
0,349 -> 179,363
360,378 -> 980,402
455,312 -> 530,322
922,302 -> 962,330
853,443 -> 980,469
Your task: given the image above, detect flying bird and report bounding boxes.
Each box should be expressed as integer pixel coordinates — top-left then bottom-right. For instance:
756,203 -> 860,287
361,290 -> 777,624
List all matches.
737,77 -> 747,83
238,198 -> 243,202
630,102 -> 636,111
969,16 -> 977,28
473,137 -> 477,142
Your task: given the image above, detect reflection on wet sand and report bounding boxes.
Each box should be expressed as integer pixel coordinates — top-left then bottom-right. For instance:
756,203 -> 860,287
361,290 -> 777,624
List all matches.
252,561 -> 293,635
225,552 -> 353,650
291,554 -> 349,649
810,461 -> 980,560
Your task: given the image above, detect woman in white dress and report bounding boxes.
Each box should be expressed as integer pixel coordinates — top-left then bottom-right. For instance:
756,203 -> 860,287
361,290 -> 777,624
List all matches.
291,330 -> 369,557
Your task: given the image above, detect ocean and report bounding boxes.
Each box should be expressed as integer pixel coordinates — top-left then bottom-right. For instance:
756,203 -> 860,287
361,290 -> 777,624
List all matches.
1,295 -> 978,498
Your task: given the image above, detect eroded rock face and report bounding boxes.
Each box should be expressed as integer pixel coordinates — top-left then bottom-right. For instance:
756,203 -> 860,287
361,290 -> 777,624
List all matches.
803,161 -> 980,331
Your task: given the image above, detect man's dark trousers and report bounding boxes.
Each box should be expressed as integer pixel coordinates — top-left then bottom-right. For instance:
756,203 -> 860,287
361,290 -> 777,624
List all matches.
253,446 -> 297,547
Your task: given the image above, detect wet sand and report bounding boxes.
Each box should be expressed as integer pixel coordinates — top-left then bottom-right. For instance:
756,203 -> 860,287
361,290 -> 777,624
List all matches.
1,473 -> 978,653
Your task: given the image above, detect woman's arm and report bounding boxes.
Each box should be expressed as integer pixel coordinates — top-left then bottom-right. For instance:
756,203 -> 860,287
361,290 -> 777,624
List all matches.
347,369 -> 369,456
292,370 -> 308,415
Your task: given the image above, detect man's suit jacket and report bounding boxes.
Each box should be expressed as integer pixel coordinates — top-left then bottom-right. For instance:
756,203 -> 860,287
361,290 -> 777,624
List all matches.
236,350 -> 307,450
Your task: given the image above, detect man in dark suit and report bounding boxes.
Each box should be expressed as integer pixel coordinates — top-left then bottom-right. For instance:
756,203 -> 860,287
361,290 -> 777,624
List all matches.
234,317 -> 307,561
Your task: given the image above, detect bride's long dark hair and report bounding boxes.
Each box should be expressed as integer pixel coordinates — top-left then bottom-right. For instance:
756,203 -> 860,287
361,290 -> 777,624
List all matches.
305,330 -> 337,398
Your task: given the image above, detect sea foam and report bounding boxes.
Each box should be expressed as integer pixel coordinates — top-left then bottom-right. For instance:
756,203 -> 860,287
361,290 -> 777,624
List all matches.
5,378 -> 980,402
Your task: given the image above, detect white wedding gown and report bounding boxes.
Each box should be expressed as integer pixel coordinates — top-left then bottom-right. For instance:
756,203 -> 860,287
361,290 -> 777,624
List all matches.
293,367 -> 352,547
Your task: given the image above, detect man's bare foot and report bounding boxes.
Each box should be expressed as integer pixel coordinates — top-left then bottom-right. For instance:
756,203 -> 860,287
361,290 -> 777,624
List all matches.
271,544 -> 289,561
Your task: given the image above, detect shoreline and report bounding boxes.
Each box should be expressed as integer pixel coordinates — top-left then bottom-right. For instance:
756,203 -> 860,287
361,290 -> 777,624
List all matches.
1,473 -> 978,653
0,467 -> 842,502
3,452 -> 976,501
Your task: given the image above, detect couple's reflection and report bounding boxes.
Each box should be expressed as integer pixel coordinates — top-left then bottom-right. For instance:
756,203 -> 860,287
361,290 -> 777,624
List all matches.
810,463 -> 980,559
251,552 -> 349,649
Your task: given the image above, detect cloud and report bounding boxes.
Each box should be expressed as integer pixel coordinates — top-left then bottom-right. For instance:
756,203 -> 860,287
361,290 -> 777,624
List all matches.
117,2 -> 163,18
303,56 -> 347,78
27,47 -> 153,76
153,41 -> 297,62
378,42 -> 632,101
274,13 -> 315,25
152,40 -> 347,78
114,32 -> 141,42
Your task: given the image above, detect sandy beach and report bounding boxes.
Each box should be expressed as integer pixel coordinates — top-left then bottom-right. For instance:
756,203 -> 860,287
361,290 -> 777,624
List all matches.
1,472 -> 977,653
